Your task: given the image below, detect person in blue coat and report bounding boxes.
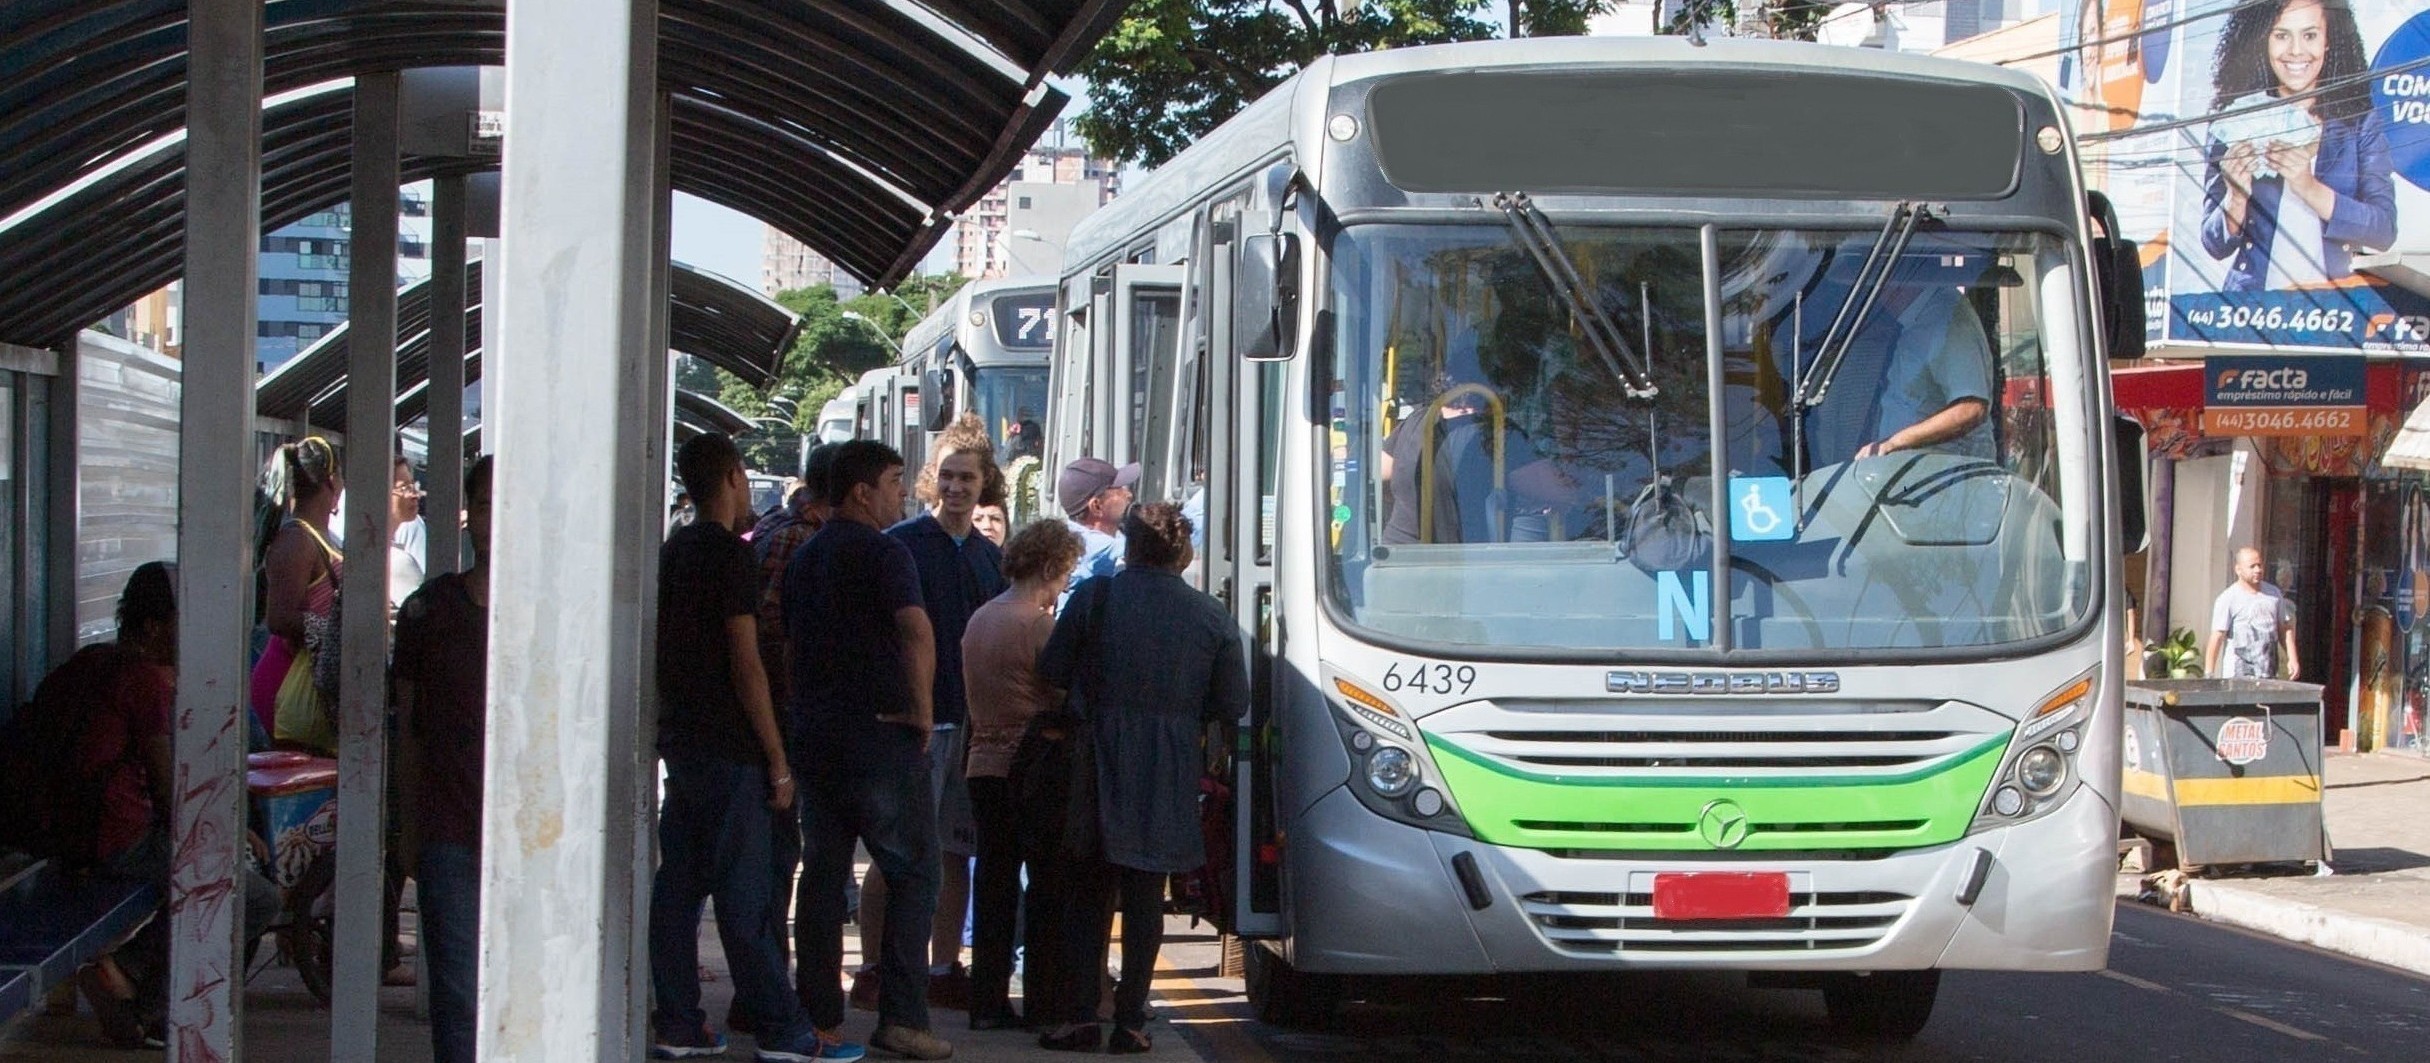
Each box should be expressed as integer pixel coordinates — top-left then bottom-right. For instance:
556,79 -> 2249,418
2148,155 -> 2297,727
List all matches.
2200,0 -> 2395,292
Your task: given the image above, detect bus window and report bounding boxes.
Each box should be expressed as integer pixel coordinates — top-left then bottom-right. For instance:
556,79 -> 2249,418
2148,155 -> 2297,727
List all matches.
1130,291 -> 1180,462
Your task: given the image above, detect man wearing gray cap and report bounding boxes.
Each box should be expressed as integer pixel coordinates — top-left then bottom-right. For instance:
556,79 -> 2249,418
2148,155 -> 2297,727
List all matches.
1057,457 -> 1137,610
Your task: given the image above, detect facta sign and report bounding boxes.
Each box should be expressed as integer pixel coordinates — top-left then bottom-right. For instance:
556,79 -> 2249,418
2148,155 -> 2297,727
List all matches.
2201,354 -> 2368,437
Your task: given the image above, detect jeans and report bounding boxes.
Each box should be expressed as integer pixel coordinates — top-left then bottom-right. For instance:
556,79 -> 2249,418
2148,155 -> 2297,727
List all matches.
648,754 -> 808,1044
103,830 -> 280,1029
966,775 -> 1022,1016
418,842 -> 480,1063
1056,860 -> 1166,1030
796,725 -> 937,1032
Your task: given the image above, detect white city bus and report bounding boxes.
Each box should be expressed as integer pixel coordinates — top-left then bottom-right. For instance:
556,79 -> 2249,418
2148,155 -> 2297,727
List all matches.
1043,37 -> 2149,1039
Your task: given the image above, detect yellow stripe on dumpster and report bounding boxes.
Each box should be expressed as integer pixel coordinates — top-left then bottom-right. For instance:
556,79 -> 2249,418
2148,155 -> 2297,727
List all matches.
2121,766 -> 2168,802
2170,774 -> 2321,807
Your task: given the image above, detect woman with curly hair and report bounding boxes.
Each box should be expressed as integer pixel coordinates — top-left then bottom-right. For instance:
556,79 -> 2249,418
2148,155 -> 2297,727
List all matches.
959,519 -> 1083,1028
2200,0 -> 2395,291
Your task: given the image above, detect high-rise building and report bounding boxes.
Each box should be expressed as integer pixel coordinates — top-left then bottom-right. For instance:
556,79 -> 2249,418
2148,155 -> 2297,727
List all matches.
253,183 -> 436,372
953,122 -> 1119,280
762,228 -> 864,299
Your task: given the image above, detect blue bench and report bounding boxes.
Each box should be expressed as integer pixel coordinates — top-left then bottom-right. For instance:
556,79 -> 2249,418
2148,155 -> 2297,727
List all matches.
0,857 -> 161,1027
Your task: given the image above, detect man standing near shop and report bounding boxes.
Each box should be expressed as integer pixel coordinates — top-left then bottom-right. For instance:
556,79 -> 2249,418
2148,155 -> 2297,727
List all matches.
2207,547 -> 2301,681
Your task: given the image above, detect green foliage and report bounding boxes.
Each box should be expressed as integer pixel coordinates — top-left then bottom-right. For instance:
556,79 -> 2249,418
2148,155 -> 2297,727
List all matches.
1658,1 -> 1837,41
1072,0 -> 1506,167
708,275 -> 972,473
2148,627 -> 2207,679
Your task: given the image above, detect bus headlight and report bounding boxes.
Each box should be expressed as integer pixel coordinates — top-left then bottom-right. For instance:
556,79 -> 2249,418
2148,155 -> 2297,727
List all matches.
1970,668 -> 2097,834
1323,666 -> 1470,836
2017,746 -> 2067,797
1367,746 -> 1417,797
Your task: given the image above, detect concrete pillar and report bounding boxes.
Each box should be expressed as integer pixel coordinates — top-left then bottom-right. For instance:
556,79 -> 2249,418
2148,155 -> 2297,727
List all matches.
428,176 -> 469,575
332,70 -> 401,1063
42,340 -> 79,667
481,3 -> 659,1059
170,2 -> 261,1059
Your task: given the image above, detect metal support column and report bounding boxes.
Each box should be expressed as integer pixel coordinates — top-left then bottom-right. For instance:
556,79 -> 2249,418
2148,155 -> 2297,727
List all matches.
42,340 -> 79,664
482,2 -> 659,1059
170,2 -> 261,1059
622,91 -> 677,1052
427,176 -> 469,575
332,70 -> 401,1063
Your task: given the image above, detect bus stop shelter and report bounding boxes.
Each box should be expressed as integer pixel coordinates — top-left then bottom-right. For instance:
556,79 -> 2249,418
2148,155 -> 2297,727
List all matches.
0,1 -> 1123,1059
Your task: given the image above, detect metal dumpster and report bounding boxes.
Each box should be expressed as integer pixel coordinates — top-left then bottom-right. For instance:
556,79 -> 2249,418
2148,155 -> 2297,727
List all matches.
2121,678 -> 2327,869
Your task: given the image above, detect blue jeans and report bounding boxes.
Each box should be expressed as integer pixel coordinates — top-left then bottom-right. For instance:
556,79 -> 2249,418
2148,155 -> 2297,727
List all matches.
649,754 -> 809,1043
418,842 -> 480,1063
796,723 -> 938,1032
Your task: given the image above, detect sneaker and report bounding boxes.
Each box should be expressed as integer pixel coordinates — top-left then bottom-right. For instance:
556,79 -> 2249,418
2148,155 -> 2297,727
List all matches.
753,1025 -> 866,1063
650,1021 -> 730,1059
870,1024 -> 954,1060
926,962 -> 971,1011
849,967 -> 880,1012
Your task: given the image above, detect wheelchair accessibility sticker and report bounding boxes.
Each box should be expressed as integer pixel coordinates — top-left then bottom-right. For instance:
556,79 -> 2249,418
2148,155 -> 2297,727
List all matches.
1729,477 -> 1794,542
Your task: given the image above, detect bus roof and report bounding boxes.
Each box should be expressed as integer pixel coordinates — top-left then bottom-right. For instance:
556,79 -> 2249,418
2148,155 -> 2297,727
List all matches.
1066,37 -> 2058,269
898,275 -> 1058,368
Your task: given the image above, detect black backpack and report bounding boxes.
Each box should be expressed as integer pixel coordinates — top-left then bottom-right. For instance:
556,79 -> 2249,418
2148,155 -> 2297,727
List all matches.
0,644 -> 140,869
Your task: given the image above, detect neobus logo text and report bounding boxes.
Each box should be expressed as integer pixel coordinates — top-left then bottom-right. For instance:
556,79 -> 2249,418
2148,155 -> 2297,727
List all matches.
1606,671 -> 1842,695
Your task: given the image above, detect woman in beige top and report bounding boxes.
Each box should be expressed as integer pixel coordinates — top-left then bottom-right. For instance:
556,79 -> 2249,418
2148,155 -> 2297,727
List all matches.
960,519 -> 1082,1028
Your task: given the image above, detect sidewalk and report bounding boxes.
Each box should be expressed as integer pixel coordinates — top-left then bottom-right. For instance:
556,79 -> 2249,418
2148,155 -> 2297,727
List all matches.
0,895 -> 1237,1062
2173,752 -> 2430,975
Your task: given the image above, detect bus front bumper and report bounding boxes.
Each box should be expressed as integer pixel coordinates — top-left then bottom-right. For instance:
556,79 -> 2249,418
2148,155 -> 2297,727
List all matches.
1281,784 -> 2118,975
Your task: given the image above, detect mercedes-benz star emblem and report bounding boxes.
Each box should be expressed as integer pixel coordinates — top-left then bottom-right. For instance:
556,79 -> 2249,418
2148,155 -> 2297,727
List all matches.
1697,799 -> 1752,850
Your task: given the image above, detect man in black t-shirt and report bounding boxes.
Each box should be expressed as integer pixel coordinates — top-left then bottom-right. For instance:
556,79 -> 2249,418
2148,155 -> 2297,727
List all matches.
647,433 -> 855,1063
785,440 -> 952,1061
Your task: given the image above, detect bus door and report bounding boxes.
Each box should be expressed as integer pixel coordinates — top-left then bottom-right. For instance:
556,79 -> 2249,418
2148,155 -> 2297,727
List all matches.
1207,212 -> 1285,938
1104,265 -> 1184,466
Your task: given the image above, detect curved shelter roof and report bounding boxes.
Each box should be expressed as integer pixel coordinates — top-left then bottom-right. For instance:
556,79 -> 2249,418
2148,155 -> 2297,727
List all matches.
0,0 -> 1122,348
256,257 -> 798,435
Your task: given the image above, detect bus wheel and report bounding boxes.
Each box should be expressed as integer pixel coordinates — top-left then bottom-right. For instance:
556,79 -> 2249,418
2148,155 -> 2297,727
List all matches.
1244,942 -> 1342,1028
1822,970 -> 1938,1041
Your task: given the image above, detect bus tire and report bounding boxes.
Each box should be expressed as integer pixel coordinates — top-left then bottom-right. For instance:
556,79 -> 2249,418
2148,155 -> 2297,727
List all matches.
1244,942 -> 1341,1028
1823,969 -> 1938,1041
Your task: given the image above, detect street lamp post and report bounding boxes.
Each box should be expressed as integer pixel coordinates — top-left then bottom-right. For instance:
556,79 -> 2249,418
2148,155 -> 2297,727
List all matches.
840,309 -> 906,357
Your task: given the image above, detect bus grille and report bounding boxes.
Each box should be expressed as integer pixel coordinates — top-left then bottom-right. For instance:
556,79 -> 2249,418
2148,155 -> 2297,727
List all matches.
1518,889 -> 1913,954
1440,702 -> 2005,781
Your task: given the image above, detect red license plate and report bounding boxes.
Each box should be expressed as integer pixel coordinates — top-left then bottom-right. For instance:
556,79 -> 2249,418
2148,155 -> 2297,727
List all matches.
1651,872 -> 1792,920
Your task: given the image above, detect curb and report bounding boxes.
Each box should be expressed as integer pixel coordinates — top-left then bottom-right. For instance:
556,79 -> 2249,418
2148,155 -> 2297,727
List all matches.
2189,880 -> 2430,977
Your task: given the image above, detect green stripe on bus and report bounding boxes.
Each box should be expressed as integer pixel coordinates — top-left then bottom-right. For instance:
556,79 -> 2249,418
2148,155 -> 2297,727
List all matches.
1423,733 -> 2009,852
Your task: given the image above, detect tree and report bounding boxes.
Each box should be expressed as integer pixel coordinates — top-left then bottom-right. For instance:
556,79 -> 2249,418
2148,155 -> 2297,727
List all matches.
1659,0 -> 1836,40
708,275 -> 972,471
1073,0 -> 1504,167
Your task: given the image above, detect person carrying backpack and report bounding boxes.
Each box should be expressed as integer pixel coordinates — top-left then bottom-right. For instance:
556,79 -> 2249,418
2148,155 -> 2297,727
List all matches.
0,563 -> 279,1047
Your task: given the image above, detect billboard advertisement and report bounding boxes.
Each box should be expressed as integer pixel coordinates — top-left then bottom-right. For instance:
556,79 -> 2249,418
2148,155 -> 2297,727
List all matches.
2062,0 -> 2430,353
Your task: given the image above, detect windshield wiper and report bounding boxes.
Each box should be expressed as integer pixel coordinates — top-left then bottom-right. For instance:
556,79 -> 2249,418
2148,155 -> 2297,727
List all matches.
1791,201 -> 1925,416
1494,192 -> 1658,399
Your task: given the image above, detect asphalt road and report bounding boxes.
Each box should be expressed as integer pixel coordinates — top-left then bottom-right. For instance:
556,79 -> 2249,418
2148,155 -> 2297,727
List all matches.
1156,904 -> 2430,1063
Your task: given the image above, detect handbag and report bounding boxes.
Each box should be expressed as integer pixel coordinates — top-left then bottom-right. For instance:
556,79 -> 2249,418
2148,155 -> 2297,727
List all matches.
295,522 -> 345,700
273,646 -> 337,753
1010,576 -> 1115,863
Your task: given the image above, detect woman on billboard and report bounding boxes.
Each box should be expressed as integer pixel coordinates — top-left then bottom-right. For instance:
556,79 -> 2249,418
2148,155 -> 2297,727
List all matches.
2201,0 -> 2395,291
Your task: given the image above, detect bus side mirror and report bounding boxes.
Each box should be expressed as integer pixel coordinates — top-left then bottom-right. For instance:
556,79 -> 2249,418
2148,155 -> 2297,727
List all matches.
1239,232 -> 1299,362
2087,191 -> 2146,360
2114,413 -> 2151,555
920,368 -> 953,432
2095,237 -> 2147,360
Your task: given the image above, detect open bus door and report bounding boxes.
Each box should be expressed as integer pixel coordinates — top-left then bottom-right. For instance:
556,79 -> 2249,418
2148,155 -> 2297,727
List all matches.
1203,212 -> 1287,940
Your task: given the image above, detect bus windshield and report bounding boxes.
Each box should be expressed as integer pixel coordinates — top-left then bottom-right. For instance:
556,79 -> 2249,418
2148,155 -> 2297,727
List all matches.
1324,222 -> 2094,657
972,365 -> 1050,464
